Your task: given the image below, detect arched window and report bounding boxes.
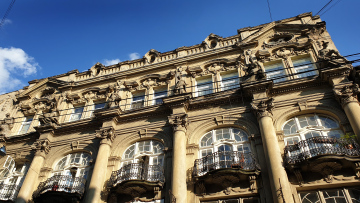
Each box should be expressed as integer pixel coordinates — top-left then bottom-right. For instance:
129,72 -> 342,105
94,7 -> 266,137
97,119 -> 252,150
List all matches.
52,152 -> 92,179
283,114 -> 343,146
121,140 -> 164,167
0,156 -> 28,201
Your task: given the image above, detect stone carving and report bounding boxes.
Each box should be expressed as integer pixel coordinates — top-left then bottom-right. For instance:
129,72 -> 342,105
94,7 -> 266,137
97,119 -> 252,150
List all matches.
186,66 -> 203,78
311,161 -> 342,183
355,162 -> 360,178
274,47 -> 295,59
334,84 -> 360,107
39,107 -> 59,126
244,50 -> 266,82
144,49 -> 160,64
138,129 -> 147,138
32,139 -> 51,155
64,92 -> 82,104
90,62 -> 104,76
318,41 -> 347,67
96,127 -> 116,143
249,175 -> 257,191
0,114 -> 14,136
263,33 -> 294,48
106,84 -> 121,108
251,98 -> 275,119
174,67 -> 187,95
168,114 -> 188,132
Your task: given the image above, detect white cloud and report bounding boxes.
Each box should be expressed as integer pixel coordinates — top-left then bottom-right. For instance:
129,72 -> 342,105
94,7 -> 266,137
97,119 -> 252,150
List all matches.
0,47 -> 39,94
103,59 -> 121,66
129,52 -> 140,60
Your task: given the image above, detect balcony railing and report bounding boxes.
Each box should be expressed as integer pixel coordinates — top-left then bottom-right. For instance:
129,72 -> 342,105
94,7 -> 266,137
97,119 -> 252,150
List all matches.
0,184 -> 20,201
108,163 -> 165,187
33,175 -> 86,199
284,136 -> 360,165
193,151 -> 260,177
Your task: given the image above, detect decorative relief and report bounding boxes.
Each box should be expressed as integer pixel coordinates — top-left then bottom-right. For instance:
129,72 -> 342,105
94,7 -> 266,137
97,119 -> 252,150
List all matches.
106,84 -> 121,108
174,67 -> 187,95
168,114 -> 188,132
311,161 -> 342,183
138,129 -> 147,138
249,175 -> 257,191
251,98 -> 275,119
263,32 -> 295,48
0,113 -> 14,136
96,127 -> 116,143
186,66 -> 203,78
334,84 -> 360,107
32,139 -> 51,155
318,41 -> 347,67
243,49 -> 266,82
297,100 -> 307,111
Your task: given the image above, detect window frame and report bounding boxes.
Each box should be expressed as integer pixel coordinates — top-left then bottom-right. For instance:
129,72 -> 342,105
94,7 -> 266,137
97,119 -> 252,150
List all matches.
52,152 -> 92,179
298,187 -> 360,203
152,87 -> 168,105
18,117 -> 33,135
220,71 -> 240,91
291,56 -> 317,79
68,106 -> 85,122
195,76 -> 213,97
264,60 -> 287,83
131,91 -> 146,109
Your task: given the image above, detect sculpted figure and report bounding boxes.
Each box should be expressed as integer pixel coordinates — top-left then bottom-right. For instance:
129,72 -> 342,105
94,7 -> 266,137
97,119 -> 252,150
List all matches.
174,67 -> 187,95
107,84 -> 121,108
0,114 -> 14,136
318,41 -> 347,67
38,103 -> 59,125
244,50 -> 266,82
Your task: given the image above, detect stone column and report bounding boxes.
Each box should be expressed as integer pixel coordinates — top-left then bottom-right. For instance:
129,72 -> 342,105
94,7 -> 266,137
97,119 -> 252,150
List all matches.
85,127 -> 115,203
334,84 -> 360,139
16,139 -> 51,203
168,114 -> 188,203
251,98 -> 293,203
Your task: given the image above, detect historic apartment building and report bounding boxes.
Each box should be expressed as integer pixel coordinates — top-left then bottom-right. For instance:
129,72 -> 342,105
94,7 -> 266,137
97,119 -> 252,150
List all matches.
0,12 -> 359,203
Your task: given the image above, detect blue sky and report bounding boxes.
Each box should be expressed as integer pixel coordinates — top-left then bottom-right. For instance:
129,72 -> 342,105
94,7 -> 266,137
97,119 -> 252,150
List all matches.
0,0 -> 359,94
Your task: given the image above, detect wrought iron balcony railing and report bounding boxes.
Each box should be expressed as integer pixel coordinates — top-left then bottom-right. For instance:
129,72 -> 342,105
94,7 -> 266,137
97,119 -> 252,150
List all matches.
0,184 -> 20,201
33,175 -> 86,199
193,151 -> 260,177
108,163 -> 165,187
284,136 -> 360,165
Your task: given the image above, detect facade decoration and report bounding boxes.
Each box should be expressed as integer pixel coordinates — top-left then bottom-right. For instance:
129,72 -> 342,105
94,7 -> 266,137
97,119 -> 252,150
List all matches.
0,13 -> 359,203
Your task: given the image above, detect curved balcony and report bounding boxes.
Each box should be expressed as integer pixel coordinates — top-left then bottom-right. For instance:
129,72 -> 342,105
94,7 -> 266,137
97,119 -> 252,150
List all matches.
109,163 -> 165,188
284,136 -> 360,166
0,184 -> 20,202
32,175 -> 86,203
193,151 -> 260,177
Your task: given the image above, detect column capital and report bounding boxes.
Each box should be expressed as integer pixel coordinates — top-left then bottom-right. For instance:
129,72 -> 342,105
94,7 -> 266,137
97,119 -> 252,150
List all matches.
168,113 -> 188,132
334,84 -> 360,107
251,98 -> 274,120
32,138 -> 51,158
96,126 -> 116,145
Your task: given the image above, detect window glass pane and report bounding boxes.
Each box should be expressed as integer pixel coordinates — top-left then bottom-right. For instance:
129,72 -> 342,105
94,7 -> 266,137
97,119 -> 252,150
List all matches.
152,156 -> 164,166
221,199 -> 239,203
292,58 -> 317,78
201,149 -> 213,158
74,107 -> 84,114
56,157 -> 67,170
69,107 -> 83,122
233,129 -> 248,142
327,130 -> 342,139
265,62 -> 286,83
152,141 -> 164,154
218,145 -> 232,152
124,145 -> 135,159
348,188 -> 360,203
322,189 -> 346,203
153,89 -> 167,105
285,137 -> 300,146
318,116 -> 339,129
94,103 -> 106,110
304,131 -> 321,139
221,72 -> 239,91
298,115 -> 317,128
283,119 -> 297,135
237,144 -> 250,153
132,92 -> 145,109
201,132 -> 213,147
138,141 -> 151,152
243,198 -> 259,203
299,191 -> 320,203
215,128 -> 231,141
19,117 -> 33,134
197,77 -> 213,96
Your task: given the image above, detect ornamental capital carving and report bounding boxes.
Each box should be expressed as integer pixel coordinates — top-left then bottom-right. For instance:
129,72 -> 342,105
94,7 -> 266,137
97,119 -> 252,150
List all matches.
168,114 -> 188,132
251,98 -> 274,119
32,139 -> 51,156
334,84 -> 360,107
96,127 -> 116,143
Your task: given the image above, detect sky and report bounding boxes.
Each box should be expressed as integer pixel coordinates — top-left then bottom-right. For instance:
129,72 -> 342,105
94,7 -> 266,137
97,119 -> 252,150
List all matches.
0,0 -> 359,94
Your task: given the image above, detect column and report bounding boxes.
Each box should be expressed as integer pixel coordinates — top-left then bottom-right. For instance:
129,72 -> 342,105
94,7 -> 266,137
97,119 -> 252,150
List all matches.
168,114 -> 188,203
251,98 -> 293,203
16,139 -> 51,203
334,84 -> 360,138
84,127 -> 115,203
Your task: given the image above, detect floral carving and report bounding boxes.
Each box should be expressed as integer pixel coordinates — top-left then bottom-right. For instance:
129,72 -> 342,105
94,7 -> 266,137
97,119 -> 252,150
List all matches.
32,139 -> 51,155
96,127 -> 116,143
251,98 -> 274,119
334,84 -> 360,107
168,114 -> 188,132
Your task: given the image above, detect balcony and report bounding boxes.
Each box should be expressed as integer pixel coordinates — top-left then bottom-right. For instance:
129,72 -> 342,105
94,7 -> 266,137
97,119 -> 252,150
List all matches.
32,175 -> 86,203
0,184 -> 20,202
193,152 -> 260,195
284,136 -> 360,165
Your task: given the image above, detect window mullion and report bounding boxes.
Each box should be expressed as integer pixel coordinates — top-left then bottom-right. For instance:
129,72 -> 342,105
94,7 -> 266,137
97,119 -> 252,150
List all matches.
318,190 -> 326,203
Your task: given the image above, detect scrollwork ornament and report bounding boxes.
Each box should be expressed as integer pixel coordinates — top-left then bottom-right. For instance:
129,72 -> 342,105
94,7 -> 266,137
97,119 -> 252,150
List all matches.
96,127 -> 116,144
32,139 -> 51,157
168,114 -> 188,132
251,98 -> 275,119
334,84 -> 360,107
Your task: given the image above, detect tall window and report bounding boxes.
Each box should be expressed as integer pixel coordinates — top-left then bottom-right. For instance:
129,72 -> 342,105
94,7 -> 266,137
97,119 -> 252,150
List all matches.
264,61 -> 286,83
153,87 -> 167,105
131,91 -> 145,109
292,57 -> 317,79
299,188 -> 360,203
69,107 -> 84,122
220,71 -> 240,91
18,117 -> 33,134
0,156 -> 28,201
196,76 -> 213,97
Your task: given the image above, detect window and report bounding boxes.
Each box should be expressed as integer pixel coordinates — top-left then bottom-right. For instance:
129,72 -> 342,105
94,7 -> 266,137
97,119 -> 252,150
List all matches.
90,103 -> 106,117
153,87 -> 167,105
69,107 -> 84,122
196,76 -> 213,97
0,156 -> 28,201
220,71 -> 240,91
201,197 -> 259,203
292,57 -> 317,79
121,140 -> 164,167
18,117 -> 33,134
264,61 -> 286,83
299,188 -> 360,203
283,114 -> 345,161
195,128 -> 254,176
131,92 -> 145,109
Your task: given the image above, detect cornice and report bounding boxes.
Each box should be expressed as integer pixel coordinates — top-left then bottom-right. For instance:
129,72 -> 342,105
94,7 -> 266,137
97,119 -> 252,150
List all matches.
54,119 -> 102,135
269,77 -> 326,96
115,105 -> 171,124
